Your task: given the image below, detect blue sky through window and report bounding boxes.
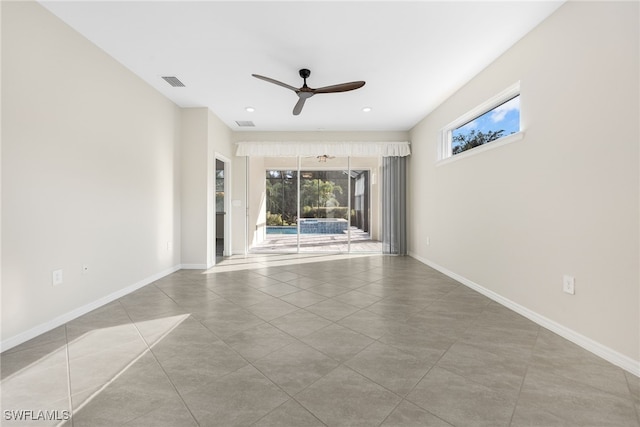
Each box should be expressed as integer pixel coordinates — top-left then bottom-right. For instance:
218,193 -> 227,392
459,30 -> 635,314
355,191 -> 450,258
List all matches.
451,95 -> 520,152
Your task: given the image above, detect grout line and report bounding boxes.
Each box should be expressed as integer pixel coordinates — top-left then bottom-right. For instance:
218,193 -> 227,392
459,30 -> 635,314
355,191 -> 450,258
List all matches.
121,301 -> 201,427
507,325 -> 541,426
61,325 -> 74,427
377,398 -> 405,427
151,279 -> 310,418
624,373 -> 640,426
249,397 -> 328,426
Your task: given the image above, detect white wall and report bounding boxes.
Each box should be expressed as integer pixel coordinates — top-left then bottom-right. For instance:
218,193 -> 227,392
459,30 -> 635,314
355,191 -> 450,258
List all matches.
180,108 -> 234,268
1,2 -> 182,347
207,110 -> 235,264
180,108 -> 209,268
409,1 -> 639,369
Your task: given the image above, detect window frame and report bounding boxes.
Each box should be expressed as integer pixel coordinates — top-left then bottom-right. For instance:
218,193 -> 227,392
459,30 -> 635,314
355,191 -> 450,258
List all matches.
438,82 -> 523,164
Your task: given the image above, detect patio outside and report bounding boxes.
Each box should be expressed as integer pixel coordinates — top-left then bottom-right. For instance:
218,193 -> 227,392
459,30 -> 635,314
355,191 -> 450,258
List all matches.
251,227 -> 382,253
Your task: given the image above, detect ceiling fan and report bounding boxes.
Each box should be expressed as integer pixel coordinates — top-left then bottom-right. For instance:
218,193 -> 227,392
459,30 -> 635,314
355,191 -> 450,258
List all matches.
316,155 -> 335,163
252,69 -> 365,116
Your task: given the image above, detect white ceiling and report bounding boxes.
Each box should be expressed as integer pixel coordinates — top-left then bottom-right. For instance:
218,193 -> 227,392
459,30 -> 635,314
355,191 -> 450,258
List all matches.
39,1 -> 564,132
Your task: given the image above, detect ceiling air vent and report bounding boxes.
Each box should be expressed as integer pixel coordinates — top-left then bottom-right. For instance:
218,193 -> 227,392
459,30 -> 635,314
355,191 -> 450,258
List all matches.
235,121 -> 255,127
161,76 -> 185,87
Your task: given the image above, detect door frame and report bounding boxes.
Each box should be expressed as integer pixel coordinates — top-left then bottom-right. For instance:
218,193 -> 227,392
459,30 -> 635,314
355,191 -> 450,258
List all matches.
214,153 -> 232,263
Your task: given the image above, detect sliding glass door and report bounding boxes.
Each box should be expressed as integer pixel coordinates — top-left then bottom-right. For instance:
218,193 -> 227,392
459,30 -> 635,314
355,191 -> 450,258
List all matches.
251,156 -> 381,254
299,156 -> 350,252
262,157 -> 299,252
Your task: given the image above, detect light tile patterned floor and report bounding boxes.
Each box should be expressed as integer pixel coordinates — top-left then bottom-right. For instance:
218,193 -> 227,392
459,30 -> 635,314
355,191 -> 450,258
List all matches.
1,255 -> 639,426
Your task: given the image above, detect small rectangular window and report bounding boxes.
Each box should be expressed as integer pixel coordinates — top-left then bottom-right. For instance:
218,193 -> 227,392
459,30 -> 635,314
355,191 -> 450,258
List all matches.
440,82 -> 522,162
451,95 -> 520,155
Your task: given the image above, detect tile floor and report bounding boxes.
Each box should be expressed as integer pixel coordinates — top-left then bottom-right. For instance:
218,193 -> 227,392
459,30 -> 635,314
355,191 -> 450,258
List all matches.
1,254 -> 639,426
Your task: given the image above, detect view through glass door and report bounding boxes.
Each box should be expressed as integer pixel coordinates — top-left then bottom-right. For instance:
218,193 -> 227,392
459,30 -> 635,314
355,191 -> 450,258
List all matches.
299,156 -> 349,252
252,156 -> 381,253
215,159 -> 225,259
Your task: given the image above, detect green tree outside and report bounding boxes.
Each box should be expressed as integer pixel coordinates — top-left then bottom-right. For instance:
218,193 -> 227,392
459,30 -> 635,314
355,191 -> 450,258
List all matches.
266,171 -> 348,225
452,129 -> 505,155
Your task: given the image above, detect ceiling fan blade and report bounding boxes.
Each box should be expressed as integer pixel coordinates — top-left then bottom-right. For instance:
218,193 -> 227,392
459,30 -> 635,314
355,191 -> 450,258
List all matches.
293,97 -> 306,115
313,81 -> 366,94
252,74 -> 298,92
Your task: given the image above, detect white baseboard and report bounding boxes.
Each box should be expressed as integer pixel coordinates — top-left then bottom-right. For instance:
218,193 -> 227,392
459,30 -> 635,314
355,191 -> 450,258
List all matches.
180,264 -> 208,270
0,264 -> 182,353
409,252 -> 640,377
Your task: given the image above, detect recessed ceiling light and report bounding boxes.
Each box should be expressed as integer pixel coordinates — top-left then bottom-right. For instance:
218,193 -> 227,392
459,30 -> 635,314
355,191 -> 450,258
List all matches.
245,106 -> 255,112
362,107 -> 372,113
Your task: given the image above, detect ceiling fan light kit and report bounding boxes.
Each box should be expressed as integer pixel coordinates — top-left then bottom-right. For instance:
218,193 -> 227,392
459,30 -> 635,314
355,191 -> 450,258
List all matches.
252,68 -> 365,115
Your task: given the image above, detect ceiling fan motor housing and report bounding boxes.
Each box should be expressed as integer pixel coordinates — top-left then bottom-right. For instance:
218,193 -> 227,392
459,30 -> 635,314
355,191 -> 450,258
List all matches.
299,69 -> 311,79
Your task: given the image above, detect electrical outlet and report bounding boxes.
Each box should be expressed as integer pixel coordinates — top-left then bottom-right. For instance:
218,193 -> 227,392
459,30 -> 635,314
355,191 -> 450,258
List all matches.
562,275 -> 575,295
426,236 -> 430,246
82,265 -> 89,275
52,269 -> 63,286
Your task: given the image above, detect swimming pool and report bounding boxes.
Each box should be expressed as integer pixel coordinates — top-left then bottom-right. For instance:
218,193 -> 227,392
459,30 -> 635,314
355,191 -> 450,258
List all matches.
266,218 -> 349,235
266,226 -> 298,234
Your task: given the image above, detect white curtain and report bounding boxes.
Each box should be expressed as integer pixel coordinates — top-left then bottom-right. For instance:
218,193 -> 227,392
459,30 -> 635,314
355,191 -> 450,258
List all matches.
235,141 -> 410,157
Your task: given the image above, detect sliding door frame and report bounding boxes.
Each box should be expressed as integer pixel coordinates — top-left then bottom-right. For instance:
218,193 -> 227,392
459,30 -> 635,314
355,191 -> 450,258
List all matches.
253,156 -> 377,254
